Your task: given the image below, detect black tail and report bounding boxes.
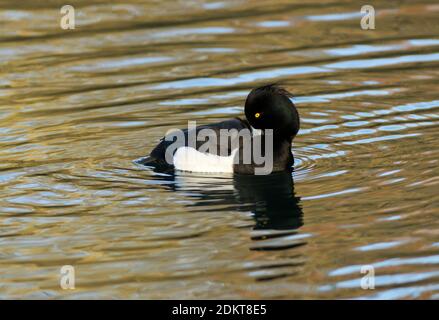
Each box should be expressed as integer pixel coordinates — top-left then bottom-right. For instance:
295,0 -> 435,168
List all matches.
133,156 -> 157,166
133,156 -> 174,173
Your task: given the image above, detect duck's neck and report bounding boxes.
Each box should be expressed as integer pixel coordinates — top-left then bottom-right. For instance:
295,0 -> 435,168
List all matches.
273,135 -> 293,155
262,130 -> 293,146
262,131 -> 294,170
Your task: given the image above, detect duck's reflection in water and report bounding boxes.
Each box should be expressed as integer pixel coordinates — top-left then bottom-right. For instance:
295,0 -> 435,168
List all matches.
232,171 -> 302,231
146,169 -> 306,280
150,169 -> 304,251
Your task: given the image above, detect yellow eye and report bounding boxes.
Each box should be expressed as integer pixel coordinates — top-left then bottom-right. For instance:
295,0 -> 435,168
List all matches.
255,112 -> 261,118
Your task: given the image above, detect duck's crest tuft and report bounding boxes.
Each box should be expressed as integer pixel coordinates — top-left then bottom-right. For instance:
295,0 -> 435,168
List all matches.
252,84 -> 293,98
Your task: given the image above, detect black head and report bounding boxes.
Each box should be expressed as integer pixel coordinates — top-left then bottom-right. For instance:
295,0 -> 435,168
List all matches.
245,84 -> 300,139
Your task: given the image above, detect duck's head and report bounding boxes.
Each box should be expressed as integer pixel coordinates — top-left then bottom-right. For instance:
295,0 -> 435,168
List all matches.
245,84 -> 300,139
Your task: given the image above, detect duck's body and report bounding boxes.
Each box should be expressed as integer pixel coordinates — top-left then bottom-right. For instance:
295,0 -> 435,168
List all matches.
136,85 -> 300,175
138,118 -> 253,173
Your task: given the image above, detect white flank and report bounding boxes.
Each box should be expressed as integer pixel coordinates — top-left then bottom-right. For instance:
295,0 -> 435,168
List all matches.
173,147 -> 237,173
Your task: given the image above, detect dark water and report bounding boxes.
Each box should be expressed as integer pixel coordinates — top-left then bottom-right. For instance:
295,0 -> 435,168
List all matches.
1,0 -> 439,299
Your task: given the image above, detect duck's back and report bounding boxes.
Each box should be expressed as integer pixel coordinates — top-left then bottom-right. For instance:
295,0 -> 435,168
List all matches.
136,118 -> 251,171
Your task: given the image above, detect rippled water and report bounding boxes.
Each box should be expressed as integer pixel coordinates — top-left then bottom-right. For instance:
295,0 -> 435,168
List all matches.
1,0 -> 439,299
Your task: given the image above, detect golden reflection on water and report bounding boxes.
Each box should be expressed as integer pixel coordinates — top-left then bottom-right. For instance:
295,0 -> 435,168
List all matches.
0,0 -> 439,299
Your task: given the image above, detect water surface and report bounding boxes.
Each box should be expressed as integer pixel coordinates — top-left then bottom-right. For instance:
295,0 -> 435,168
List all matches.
1,0 -> 439,299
